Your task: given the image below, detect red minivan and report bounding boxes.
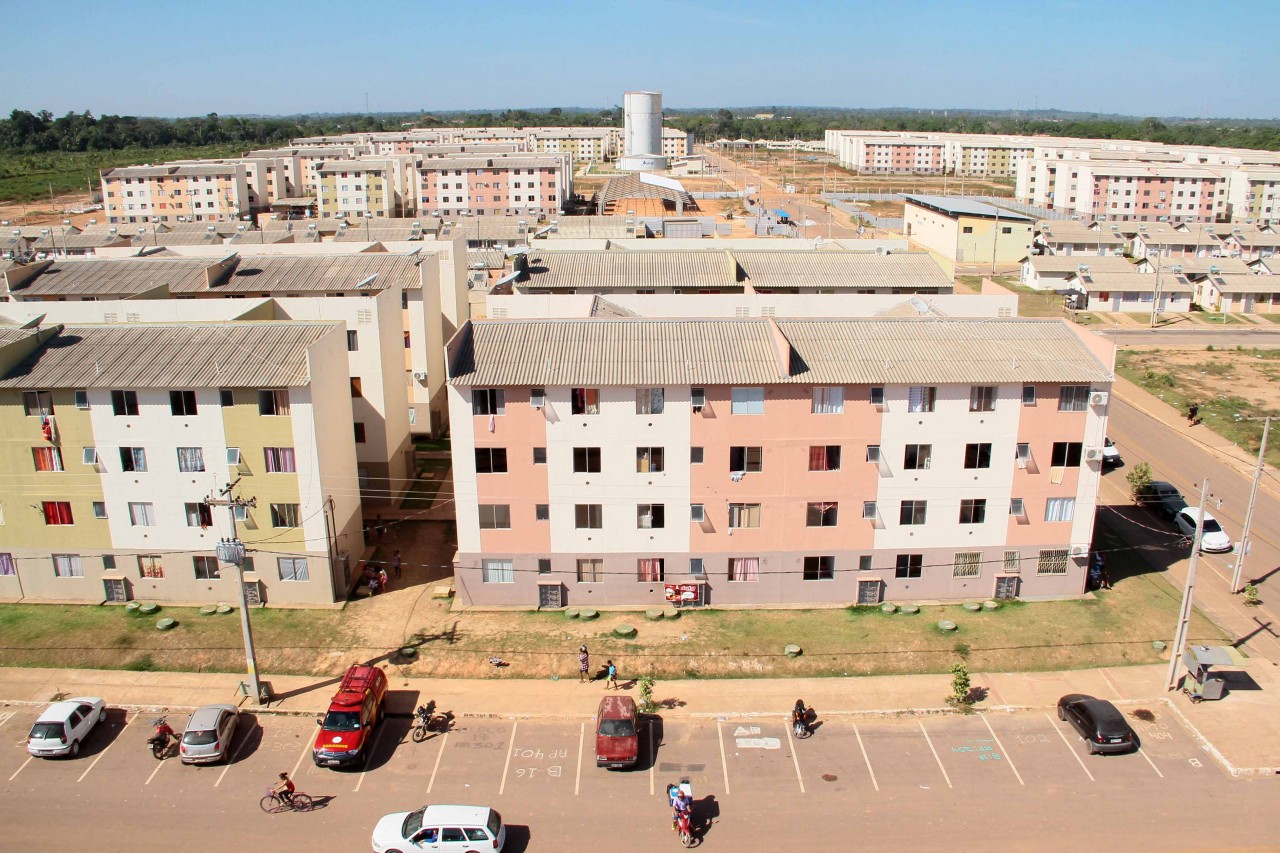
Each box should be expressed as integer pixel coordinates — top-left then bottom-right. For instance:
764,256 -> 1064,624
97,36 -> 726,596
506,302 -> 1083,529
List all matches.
595,694 -> 640,769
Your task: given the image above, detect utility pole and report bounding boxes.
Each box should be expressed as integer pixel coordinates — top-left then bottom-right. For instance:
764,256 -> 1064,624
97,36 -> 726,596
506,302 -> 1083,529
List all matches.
1167,478 -> 1209,691
1231,417 -> 1270,593
207,479 -> 263,704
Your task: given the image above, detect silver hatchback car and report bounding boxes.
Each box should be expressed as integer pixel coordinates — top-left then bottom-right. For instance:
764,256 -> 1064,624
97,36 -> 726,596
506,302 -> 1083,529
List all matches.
180,704 -> 239,764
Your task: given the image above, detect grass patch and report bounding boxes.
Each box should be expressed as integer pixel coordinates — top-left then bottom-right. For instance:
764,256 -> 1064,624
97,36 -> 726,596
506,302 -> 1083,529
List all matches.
0,144 -> 247,203
414,437 -> 451,452
999,280 -> 1068,318
1188,312 -> 1248,325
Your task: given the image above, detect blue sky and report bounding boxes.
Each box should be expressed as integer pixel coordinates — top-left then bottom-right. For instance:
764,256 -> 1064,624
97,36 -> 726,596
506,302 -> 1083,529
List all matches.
3,0 -> 1277,119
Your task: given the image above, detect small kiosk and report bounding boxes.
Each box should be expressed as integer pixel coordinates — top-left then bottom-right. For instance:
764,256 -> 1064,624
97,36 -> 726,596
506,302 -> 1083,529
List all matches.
1180,644 -> 1248,702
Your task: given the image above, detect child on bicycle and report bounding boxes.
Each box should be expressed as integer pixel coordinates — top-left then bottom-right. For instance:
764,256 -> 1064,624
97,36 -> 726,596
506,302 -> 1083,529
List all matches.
272,772 -> 296,805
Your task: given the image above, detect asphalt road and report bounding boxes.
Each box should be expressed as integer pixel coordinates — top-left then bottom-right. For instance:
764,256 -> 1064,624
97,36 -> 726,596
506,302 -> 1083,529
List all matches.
2,699 -> 1278,851
1096,327 -> 1280,347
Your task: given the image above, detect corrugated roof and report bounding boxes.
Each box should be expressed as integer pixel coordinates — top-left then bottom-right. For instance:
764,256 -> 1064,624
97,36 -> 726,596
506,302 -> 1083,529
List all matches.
448,318 -> 1112,386
517,250 -> 736,290
904,195 -> 1034,221
1074,272 -> 1190,293
182,254 -> 425,293
12,258 -> 215,296
1026,255 -> 1139,275
30,233 -> 130,250
735,251 -> 950,291
0,322 -> 336,389
1202,274 -> 1280,293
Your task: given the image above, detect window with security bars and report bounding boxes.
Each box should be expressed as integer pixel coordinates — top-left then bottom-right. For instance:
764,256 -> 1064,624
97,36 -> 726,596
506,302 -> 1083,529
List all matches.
1037,549 -> 1070,575
1058,385 -> 1090,412
1003,550 -> 1021,573
908,386 -> 936,413
953,551 -> 982,578
805,502 -> 838,527
728,503 -> 761,529
577,558 -> 603,583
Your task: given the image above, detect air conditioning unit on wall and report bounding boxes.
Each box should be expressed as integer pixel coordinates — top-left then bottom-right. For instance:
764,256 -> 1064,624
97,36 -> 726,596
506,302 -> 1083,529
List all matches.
412,371 -> 428,380
1069,544 -> 1090,558
1084,448 -> 1102,462
1090,391 -> 1109,407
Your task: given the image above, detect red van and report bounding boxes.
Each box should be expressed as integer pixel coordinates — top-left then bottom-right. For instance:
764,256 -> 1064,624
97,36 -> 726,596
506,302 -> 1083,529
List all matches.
313,664 -> 388,768
595,694 -> 640,769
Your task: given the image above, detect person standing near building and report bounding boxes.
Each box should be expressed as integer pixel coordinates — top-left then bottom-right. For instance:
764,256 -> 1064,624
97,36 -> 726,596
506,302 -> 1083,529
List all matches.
606,659 -> 618,690
392,549 -> 402,579
578,645 -> 590,683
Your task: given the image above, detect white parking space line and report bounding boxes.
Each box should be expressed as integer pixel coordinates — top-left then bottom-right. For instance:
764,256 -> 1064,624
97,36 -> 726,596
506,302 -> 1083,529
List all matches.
353,725 -> 389,793
498,721 -> 518,796
9,756 -> 32,781
427,732 -> 448,795
716,720 -> 731,795
981,716 -> 1024,786
215,729 -> 254,787
289,741 -> 310,779
1045,712 -> 1094,782
0,711 -> 14,728
145,756 -> 168,785
785,723 -> 806,794
78,713 -> 133,783
853,723 -> 879,792
574,723 -> 584,797
1137,746 -> 1165,778
918,719 -> 953,789
647,720 -> 655,796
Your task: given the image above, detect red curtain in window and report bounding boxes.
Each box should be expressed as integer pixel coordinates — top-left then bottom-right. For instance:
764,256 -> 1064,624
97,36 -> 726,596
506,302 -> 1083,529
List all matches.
43,501 -> 71,525
809,446 -> 827,471
638,559 -> 663,582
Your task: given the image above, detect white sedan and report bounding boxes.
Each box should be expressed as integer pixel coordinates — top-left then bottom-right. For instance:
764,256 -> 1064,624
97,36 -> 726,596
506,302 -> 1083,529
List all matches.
27,697 -> 107,757
1174,508 -> 1233,553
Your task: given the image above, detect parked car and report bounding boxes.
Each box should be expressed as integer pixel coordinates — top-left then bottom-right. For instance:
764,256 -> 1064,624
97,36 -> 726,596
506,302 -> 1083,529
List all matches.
1101,437 -> 1122,467
1057,693 -> 1135,754
27,697 -> 106,758
595,694 -> 640,769
1136,480 -> 1187,519
180,704 -> 239,764
313,663 -> 387,768
1174,507 -> 1234,553
372,805 -> 506,853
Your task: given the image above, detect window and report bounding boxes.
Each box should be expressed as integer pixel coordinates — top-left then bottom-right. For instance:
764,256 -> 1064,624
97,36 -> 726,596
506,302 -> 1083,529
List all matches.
728,503 -> 761,529
870,386 -> 885,406
53,554 -> 84,577
626,446 -> 665,475
729,557 -> 760,581
279,557 -> 309,581
475,448 -> 508,473
691,387 -> 706,410
169,390 -> 197,416
807,445 -> 841,472
219,388 -> 234,407
1015,443 -> 1031,468
575,504 -> 603,529
350,378 -> 363,398
354,423 -> 366,443
638,558 -> 665,582
690,503 -> 706,522
899,500 -> 927,525
193,555 -> 222,580
530,387 -> 545,407
183,502 -> 213,527
258,389 -> 289,415
1058,385 -> 1090,412
1010,498 -> 1026,516
812,386 -> 844,414
32,447 -> 64,472
865,445 -> 881,464
577,558 -> 603,583
119,447 -> 147,472
43,501 -> 74,525
573,447 -> 601,473
858,555 -> 873,572
731,387 -> 765,414
806,502 -> 839,527
636,388 -> 664,414
903,444 -> 932,470
127,502 -> 155,526
962,226 -> 974,234
804,556 -> 835,580
964,443 -> 992,469
532,447 -> 547,464
1044,497 -> 1075,522
537,559 -> 551,575
969,386 -> 996,412
1037,549 -> 1070,575
0,553 -> 16,576
535,504 -> 549,521
895,554 -> 923,579
133,554 -> 163,578
176,447 -> 205,472
729,446 -> 763,473
1003,550 -> 1021,573
862,501 -> 878,519
1022,385 -> 1036,405
686,447 -> 702,466
111,389 -> 139,416
959,499 -> 987,524
690,558 -> 705,576
270,503 -> 300,527
74,390 -> 88,409
908,386 -> 936,413
23,390 -> 54,417
637,504 -> 665,529
92,501 -> 107,519
478,504 -> 512,529
263,447 -> 295,473
571,388 -> 600,415
1051,442 -> 1083,467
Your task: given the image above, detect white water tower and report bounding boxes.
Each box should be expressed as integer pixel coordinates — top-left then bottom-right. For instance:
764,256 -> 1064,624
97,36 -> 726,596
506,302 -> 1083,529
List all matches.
620,90 -> 668,171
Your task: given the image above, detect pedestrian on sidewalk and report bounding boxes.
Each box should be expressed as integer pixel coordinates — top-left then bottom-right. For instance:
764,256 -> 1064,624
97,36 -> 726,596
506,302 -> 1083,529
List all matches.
392,549 -> 402,579
578,645 -> 590,683
606,660 -> 618,690
1187,402 -> 1200,425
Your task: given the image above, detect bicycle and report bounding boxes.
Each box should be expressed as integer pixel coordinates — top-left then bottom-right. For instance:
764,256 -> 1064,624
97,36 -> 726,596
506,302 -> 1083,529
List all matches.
260,788 -> 314,813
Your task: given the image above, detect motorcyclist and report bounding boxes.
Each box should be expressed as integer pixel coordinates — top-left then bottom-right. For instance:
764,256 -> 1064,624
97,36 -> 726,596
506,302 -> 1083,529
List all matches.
792,699 -> 808,729
668,782 -> 692,831
149,717 -> 176,751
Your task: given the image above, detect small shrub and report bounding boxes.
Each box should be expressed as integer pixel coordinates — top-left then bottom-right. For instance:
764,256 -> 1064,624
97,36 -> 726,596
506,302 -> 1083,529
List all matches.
638,674 -> 657,713
948,662 -> 972,706
953,642 -> 971,659
1127,462 -> 1153,502
1243,583 -> 1260,606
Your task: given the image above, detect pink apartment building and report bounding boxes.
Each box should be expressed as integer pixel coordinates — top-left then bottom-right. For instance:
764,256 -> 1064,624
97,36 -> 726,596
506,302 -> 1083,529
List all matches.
447,317 -> 1113,609
413,156 -> 571,218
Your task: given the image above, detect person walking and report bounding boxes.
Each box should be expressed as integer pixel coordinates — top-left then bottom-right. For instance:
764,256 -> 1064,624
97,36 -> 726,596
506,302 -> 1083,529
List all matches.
391,549 -> 402,579
578,645 -> 590,683
606,659 -> 618,690
379,564 -> 389,592
1187,402 -> 1200,425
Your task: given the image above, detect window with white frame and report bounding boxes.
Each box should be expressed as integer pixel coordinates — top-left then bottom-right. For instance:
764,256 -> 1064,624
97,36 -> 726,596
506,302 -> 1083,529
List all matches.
278,557 -> 309,581
270,503 -> 300,527
731,387 -> 765,414
1044,497 -> 1075,522
953,551 -> 982,578
1003,550 -> 1021,573
128,502 -> 156,526
32,447 -> 64,472
52,553 -> 83,577
811,386 -> 844,414
482,559 -> 514,583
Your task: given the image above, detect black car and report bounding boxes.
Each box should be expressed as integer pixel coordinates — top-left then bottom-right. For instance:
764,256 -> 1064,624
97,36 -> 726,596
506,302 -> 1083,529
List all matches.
1057,694 -> 1135,755
1136,480 -> 1188,520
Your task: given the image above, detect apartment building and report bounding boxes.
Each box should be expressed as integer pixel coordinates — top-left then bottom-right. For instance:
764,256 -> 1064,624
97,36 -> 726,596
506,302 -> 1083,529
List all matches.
446,317 -> 1113,608
412,155 -> 571,218
316,157 -> 415,219
530,129 -> 616,161
0,321 -> 363,606
825,131 -> 1034,178
244,146 -> 365,197
662,127 -> 694,160
102,163 -> 251,225
1225,167 -> 1280,225
1020,161 -> 1228,224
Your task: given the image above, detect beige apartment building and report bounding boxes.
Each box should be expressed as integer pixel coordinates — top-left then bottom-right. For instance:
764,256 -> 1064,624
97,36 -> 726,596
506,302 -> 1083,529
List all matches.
102,163 -> 251,225
316,157 -> 415,219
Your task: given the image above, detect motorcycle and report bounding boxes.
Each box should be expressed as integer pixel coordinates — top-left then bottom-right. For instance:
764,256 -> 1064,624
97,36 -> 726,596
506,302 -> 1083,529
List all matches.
668,778 -> 696,847
410,704 -> 451,743
148,717 -> 176,759
792,705 -> 813,739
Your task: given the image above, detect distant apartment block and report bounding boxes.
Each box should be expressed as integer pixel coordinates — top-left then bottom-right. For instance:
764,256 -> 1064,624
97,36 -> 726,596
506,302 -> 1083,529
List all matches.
316,157 -> 415,219
412,155 -> 571,218
101,163 -> 251,225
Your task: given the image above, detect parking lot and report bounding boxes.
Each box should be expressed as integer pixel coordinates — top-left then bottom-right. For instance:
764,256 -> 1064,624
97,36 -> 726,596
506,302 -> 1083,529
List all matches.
0,697 -> 1251,850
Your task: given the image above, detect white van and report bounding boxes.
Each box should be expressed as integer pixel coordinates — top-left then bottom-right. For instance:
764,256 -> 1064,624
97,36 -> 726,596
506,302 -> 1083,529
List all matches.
371,804 -> 505,853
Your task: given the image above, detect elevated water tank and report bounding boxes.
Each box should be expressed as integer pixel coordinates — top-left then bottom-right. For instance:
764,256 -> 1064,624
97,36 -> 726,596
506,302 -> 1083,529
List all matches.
624,90 -> 663,159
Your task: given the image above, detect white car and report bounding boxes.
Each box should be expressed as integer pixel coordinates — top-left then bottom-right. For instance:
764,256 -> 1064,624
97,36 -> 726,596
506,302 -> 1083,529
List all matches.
372,805 -> 505,853
1101,437 -> 1122,467
27,697 -> 106,757
1174,507 -> 1233,553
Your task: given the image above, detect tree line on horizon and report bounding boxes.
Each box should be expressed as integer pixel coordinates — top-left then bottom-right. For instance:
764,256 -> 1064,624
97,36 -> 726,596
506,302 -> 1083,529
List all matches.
4,107 -> 1280,155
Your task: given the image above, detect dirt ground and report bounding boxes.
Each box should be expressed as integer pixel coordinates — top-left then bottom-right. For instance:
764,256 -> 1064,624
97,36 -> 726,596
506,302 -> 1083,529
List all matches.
1120,346 -> 1280,413
0,189 -> 102,227
714,149 -> 1015,197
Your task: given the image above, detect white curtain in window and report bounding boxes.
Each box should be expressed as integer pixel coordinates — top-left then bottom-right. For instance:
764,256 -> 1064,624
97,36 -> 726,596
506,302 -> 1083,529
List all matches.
812,386 -> 844,414
1044,497 -> 1075,523
278,557 -> 309,581
129,502 -> 156,526
177,447 -> 205,472
482,559 -> 514,583
730,557 -> 760,581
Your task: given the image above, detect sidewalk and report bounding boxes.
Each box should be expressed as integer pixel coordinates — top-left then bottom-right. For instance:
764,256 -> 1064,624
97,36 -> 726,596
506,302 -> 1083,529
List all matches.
3,661 -> 1278,776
